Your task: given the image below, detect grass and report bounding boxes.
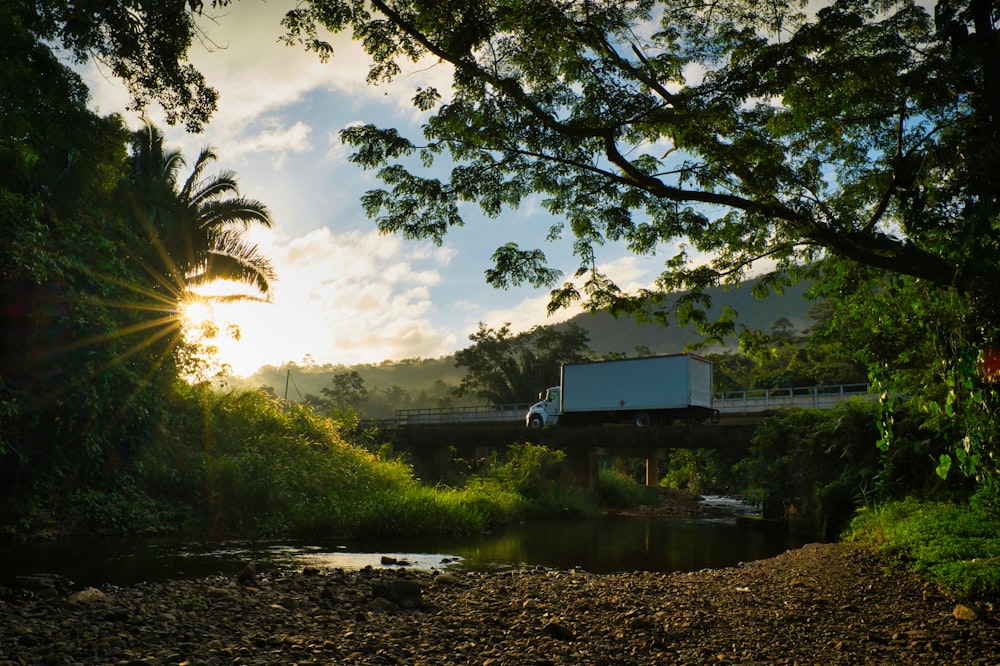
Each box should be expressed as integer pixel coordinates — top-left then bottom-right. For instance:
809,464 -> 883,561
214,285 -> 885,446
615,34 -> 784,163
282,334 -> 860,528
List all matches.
179,388 -> 532,537
598,466 -> 659,508
847,498 -> 1000,600
122,386 -> 607,539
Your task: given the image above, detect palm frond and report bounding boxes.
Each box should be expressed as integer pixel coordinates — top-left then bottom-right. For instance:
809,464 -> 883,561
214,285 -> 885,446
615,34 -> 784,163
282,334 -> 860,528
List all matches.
197,198 -> 274,230
193,228 -> 276,293
178,149 -> 213,194
187,171 -> 240,209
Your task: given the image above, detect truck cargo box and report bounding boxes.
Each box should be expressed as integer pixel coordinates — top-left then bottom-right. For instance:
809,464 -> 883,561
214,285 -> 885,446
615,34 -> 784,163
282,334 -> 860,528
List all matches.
526,353 -> 715,427
561,353 -> 712,413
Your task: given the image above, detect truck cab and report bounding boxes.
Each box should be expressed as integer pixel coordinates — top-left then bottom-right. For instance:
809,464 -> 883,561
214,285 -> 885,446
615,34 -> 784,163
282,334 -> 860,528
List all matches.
526,387 -> 561,428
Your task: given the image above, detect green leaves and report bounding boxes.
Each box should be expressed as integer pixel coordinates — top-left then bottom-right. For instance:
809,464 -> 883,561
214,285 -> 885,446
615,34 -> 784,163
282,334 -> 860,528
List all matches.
23,0 -> 221,130
936,453 -> 953,480
290,0 -> 997,323
486,243 -> 561,290
341,124 -> 416,167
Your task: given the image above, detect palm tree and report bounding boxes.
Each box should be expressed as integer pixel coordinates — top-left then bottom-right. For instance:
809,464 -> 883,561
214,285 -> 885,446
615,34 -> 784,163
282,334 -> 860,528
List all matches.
123,122 -> 276,304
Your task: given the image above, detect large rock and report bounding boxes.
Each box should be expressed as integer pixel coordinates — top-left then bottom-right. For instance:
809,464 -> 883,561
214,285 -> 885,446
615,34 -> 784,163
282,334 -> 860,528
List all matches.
67,587 -> 106,603
953,603 -> 985,621
371,579 -> 424,609
236,562 -> 258,586
12,573 -> 73,591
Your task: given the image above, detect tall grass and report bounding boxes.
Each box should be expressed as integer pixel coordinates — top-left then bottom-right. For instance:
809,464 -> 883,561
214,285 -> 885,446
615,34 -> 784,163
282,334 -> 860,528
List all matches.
137,385 -> 520,537
43,384 -> 645,538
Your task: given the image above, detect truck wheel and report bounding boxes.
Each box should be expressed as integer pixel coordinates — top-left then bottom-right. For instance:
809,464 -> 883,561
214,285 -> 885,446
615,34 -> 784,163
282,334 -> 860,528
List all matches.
528,414 -> 544,429
633,412 -> 652,428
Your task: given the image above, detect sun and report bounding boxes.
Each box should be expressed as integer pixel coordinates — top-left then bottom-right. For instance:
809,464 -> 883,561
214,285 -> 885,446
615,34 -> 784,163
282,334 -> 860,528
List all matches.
176,281 -> 283,378
180,300 -> 216,333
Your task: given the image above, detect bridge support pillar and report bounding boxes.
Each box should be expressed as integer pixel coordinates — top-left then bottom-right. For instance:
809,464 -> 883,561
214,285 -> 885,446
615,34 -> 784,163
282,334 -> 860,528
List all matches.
646,449 -> 670,488
561,446 -> 598,490
645,457 -> 658,487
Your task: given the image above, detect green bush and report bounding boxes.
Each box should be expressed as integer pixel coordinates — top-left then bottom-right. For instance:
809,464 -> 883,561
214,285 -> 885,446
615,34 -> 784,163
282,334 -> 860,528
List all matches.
599,465 -> 658,508
64,485 -> 182,536
735,401 -> 887,536
209,391 -> 497,535
469,443 -> 595,517
658,449 -> 743,495
848,499 -> 1000,599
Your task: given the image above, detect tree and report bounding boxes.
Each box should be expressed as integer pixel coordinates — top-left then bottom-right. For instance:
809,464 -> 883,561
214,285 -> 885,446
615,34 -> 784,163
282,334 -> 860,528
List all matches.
1,4 -> 191,505
806,257 -> 999,499
121,122 -> 277,306
280,0 -> 1000,501
20,0 -> 225,131
320,370 -> 370,412
281,0 -> 998,321
454,323 -> 592,404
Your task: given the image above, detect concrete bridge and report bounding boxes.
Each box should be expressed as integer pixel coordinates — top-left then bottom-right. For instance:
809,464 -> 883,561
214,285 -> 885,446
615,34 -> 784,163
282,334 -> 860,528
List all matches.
365,384 -> 873,489
375,383 -> 872,427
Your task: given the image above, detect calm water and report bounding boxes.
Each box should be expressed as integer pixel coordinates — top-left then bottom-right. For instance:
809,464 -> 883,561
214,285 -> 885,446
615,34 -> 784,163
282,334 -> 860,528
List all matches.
0,506 -> 811,588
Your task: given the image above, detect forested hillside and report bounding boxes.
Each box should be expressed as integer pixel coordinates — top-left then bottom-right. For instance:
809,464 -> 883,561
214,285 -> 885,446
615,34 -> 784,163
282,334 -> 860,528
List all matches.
234,277 -> 815,408
559,280 -> 813,357
241,357 -> 468,405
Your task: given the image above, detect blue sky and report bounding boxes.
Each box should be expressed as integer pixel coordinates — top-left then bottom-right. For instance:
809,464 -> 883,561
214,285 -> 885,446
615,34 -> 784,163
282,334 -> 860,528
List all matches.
78,0 -> 668,375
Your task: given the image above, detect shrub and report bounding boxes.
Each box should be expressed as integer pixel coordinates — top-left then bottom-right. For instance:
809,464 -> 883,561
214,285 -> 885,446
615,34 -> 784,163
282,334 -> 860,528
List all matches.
599,465 -> 658,508
658,449 -> 743,495
137,386 -> 529,537
848,499 -> 1000,599
469,443 -> 595,517
736,401 -> 883,535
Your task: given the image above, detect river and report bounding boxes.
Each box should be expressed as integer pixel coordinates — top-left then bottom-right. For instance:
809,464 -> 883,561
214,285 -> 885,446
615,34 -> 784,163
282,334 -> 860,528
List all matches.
0,498 -> 811,588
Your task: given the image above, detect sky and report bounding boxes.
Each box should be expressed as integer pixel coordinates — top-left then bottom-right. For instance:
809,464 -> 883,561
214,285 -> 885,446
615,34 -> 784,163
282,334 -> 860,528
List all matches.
79,1 -> 671,376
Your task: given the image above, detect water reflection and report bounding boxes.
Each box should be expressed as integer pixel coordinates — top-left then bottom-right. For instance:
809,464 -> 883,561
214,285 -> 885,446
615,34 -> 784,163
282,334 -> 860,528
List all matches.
445,515 -> 807,573
0,514 -> 810,588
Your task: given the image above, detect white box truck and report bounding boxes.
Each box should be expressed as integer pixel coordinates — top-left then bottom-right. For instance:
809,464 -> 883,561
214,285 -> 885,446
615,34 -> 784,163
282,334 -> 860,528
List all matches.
525,354 -> 715,428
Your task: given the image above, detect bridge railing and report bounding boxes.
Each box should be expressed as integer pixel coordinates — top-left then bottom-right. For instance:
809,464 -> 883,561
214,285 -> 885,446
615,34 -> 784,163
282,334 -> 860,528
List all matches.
713,383 -> 873,414
391,403 -> 532,426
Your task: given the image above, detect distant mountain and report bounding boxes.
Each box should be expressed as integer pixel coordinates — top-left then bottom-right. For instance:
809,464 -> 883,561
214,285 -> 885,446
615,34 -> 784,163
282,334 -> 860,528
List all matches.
561,279 -> 815,357
238,356 -> 466,403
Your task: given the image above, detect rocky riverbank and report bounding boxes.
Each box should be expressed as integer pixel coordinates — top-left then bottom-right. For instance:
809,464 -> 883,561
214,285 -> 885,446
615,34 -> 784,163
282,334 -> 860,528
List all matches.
2,542 -> 996,665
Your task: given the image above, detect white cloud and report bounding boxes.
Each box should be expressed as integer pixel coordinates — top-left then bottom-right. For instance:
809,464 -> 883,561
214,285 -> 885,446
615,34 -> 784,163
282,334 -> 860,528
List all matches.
599,254 -> 655,291
207,227 -> 461,374
81,1 -> 438,152
473,292 -> 582,340
227,120 -> 312,164
324,129 -> 355,162
187,2 -> 453,135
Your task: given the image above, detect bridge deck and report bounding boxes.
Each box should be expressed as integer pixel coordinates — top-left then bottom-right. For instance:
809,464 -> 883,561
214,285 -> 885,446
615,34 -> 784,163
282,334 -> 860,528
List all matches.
365,383 -> 873,431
